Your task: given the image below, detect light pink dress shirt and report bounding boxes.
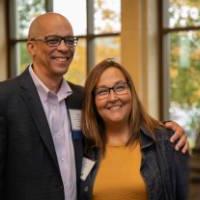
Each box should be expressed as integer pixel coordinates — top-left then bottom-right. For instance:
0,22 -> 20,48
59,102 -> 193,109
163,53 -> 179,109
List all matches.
29,66 -> 77,200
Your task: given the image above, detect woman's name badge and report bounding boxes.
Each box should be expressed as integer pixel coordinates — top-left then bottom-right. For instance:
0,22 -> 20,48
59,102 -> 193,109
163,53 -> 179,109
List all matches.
81,157 -> 95,181
69,109 -> 81,131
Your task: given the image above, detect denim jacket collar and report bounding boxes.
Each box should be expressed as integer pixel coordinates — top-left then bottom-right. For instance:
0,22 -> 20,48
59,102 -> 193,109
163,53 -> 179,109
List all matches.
140,126 -> 156,150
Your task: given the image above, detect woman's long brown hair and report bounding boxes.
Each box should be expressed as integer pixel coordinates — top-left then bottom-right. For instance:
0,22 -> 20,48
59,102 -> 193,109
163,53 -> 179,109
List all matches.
81,58 -> 161,153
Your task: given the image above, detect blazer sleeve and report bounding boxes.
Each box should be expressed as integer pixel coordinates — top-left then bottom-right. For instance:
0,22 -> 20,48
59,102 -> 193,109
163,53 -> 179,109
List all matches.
0,114 -> 7,195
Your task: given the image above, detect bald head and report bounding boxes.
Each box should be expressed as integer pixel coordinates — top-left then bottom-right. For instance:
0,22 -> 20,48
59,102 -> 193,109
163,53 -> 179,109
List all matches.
28,12 -> 73,39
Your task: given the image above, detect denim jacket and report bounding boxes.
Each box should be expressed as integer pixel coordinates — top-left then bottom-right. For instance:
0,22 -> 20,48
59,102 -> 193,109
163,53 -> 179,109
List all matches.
79,127 -> 189,200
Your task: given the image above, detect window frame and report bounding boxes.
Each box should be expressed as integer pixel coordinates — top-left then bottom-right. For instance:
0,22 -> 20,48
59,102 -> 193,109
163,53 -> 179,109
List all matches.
6,0 -> 121,79
159,0 -> 200,120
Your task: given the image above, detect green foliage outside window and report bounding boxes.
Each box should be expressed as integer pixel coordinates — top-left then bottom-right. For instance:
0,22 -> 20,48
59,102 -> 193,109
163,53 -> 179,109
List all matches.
169,0 -> 200,144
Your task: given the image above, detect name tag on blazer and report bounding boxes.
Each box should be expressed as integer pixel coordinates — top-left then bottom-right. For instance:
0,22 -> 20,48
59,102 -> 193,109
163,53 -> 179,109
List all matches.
69,109 -> 82,140
81,157 -> 96,181
69,109 -> 81,130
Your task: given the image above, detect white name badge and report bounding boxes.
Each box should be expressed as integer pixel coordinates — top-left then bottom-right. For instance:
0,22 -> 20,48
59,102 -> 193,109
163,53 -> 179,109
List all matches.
81,157 -> 96,181
69,109 -> 81,131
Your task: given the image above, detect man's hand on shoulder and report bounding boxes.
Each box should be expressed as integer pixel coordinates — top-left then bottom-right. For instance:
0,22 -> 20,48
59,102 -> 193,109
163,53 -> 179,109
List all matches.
164,121 -> 189,154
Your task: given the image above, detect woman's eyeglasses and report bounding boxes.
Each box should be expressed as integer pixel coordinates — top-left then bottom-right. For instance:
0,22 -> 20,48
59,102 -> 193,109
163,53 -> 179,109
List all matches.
94,81 -> 130,100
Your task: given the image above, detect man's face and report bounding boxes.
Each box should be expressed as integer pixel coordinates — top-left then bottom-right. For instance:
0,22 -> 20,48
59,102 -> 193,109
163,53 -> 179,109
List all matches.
27,16 -> 76,79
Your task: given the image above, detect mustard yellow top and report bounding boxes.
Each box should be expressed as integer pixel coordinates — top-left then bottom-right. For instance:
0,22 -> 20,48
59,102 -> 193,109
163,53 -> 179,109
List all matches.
93,142 -> 147,200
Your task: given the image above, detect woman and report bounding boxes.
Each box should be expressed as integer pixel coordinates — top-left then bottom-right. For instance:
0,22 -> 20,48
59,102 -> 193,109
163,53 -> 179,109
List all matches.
80,58 -> 188,200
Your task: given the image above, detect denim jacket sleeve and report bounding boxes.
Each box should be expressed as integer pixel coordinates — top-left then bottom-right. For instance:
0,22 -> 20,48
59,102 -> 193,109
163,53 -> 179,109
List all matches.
155,128 -> 189,200
173,144 -> 189,199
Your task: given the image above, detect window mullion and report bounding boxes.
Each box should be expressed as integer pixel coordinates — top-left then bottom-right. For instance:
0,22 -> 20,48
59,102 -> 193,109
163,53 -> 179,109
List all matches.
86,0 -> 95,72
46,0 -> 53,12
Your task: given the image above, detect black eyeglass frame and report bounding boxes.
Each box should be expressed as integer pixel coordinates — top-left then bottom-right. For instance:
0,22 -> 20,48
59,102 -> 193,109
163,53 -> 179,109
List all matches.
30,35 -> 79,47
94,81 -> 130,99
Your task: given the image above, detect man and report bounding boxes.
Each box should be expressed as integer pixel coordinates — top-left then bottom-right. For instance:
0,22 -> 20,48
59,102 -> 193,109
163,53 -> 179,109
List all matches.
0,12 -> 188,200
0,12 -> 83,200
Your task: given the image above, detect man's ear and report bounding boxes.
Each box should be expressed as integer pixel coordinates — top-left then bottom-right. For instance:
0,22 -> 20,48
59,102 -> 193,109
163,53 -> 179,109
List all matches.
27,41 -> 36,56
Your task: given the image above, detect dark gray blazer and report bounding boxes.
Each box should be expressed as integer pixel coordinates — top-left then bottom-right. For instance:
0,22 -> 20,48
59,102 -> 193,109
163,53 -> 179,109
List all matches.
0,68 -> 84,200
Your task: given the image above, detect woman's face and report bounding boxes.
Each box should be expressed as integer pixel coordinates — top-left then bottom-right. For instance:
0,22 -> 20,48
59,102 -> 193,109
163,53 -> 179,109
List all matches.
94,67 -> 132,126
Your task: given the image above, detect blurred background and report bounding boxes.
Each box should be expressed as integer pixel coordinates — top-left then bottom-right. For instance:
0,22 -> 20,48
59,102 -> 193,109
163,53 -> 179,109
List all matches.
1,0 -> 200,149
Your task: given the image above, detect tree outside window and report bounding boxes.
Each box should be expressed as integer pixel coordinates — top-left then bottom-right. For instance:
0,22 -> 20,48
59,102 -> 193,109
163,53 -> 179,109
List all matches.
162,0 -> 200,147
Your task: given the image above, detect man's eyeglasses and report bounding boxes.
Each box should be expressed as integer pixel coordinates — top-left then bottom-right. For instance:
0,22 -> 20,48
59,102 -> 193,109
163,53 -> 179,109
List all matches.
30,35 -> 78,47
94,81 -> 130,100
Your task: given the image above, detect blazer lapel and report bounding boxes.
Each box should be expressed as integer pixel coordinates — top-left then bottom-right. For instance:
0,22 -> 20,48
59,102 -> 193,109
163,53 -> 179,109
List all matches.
18,69 -> 60,170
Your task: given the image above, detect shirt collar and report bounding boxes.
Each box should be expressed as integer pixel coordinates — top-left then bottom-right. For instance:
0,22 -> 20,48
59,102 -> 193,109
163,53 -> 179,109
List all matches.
57,79 -> 72,101
29,64 -> 72,102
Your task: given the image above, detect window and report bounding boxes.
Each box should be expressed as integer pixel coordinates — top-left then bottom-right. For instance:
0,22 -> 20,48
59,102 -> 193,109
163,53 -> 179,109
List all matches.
8,0 -> 46,76
8,0 -> 121,85
161,0 -> 200,146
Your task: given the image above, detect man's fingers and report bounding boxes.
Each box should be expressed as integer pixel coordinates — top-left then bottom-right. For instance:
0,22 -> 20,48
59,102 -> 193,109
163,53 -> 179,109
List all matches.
164,121 -> 177,130
170,127 -> 182,143
175,135 -> 188,151
181,142 -> 189,154
164,121 -> 183,143
170,131 -> 180,143
164,120 -> 189,153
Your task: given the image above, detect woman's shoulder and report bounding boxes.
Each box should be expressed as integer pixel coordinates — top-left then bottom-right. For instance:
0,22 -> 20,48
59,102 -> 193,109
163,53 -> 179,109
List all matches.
141,125 -> 174,144
154,126 -> 174,142
155,126 -> 189,160
153,126 -> 176,155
